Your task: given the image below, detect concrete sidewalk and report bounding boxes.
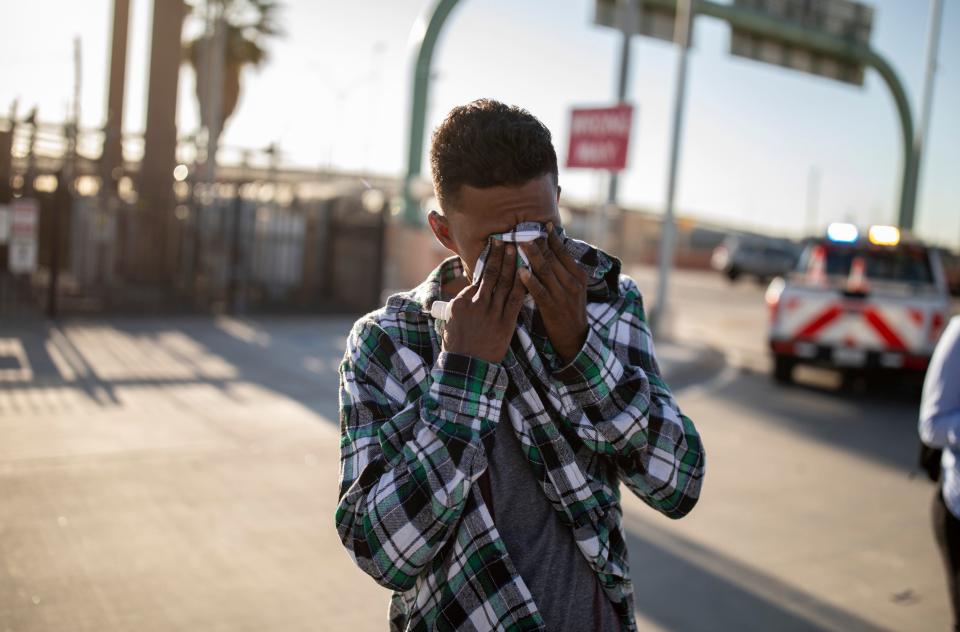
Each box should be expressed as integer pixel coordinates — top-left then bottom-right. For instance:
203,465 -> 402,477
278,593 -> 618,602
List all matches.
0,316 -> 719,632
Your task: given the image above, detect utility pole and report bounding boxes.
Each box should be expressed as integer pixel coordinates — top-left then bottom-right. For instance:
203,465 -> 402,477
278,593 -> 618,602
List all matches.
72,37 -> 82,130
607,0 -> 640,207
602,0 -> 641,255
0,101 -> 15,202
912,0 -> 944,234
805,165 -> 820,237
50,38 -> 82,318
25,107 -> 38,196
650,0 -> 693,336
101,0 -> 129,194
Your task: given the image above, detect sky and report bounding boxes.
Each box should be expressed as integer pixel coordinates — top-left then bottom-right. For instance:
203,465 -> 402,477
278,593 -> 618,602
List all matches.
1,0 -> 958,248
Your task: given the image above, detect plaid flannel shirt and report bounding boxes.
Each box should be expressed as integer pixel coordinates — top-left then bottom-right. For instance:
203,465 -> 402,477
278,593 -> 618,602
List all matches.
336,236 -> 705,631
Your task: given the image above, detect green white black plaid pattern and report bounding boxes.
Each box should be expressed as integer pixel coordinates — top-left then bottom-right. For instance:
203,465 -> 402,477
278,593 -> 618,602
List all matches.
336,236 -> 705,631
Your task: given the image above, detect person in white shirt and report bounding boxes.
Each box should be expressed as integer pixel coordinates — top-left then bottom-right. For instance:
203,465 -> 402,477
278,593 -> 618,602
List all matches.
919,315 -> 960,631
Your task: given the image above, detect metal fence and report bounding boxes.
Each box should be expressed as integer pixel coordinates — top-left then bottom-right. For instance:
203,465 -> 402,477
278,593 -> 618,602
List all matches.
0,117 -> 389,319
171,185 -> 386,314
1,189 -> 387,318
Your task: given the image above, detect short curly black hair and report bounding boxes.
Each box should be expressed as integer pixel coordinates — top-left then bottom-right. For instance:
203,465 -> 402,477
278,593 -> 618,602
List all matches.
429,99 -> 558,211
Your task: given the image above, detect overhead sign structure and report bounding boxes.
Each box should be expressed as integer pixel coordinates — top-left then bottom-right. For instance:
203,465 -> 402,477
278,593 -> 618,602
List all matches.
8,198 -> 39,275
595,0 -> 679,42
595,0 -> 874,86
566,104 -> 635,171
407,0 -> 916,231
730,0 -> 874,85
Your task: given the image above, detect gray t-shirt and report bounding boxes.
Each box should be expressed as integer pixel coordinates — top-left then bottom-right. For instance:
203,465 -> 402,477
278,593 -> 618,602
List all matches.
484,409 -> 622,632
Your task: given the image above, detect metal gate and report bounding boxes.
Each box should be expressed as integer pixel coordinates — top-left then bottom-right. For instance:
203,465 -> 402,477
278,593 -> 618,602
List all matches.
0,182 -> 388,319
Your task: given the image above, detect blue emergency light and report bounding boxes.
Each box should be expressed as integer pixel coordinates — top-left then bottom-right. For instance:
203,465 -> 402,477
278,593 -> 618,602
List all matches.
826,223 -> 859,243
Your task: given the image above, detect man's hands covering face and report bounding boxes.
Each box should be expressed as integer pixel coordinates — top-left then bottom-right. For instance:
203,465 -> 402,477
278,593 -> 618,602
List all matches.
442,223 -> 588,366
442,240 -> 527,364
518,223 -> 589,365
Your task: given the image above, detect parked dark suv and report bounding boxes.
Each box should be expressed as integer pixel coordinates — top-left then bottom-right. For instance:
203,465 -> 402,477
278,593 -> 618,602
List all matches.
711,235 -> 799,283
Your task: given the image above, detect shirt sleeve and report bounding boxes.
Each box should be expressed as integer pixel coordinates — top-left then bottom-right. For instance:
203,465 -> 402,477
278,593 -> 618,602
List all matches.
551,275 -> 705,519
919,317 -> 960,449
335,319 -> 506,591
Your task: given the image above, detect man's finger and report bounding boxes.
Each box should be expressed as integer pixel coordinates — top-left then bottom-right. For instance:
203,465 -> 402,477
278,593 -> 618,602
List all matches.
518,267 -> 550,306
493,244 -> 517,307
456,282 -> 481,300
503,278 -> 527,323
520,240 -> 545,273
528,239 -> 572,295
477,240 -> 504,299
546,223 -> 587,283
520,242 -> 560,295
446,283 -> 480,320
543,240 -> 579,293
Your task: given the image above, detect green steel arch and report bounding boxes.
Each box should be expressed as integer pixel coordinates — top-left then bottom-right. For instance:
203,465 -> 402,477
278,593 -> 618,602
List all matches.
403,0 -> 918,229
402,0 -> 462,224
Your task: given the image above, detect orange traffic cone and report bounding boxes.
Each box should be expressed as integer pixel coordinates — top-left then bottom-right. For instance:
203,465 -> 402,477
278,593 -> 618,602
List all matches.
846,256 -> 870,294
807,245 -> 827,286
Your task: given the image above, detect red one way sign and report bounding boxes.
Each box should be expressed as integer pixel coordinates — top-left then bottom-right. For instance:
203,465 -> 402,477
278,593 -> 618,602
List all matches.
565,104 -> 634,171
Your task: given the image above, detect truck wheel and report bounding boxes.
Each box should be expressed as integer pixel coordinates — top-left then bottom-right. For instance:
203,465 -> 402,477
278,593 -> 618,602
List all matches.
773,355 -> 795,384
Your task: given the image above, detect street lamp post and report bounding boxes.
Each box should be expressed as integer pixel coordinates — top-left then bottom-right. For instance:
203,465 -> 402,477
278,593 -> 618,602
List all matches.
650,0 -> 693,336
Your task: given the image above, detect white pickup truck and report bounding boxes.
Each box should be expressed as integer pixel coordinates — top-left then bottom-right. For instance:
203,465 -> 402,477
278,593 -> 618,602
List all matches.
765,223 -> 951,384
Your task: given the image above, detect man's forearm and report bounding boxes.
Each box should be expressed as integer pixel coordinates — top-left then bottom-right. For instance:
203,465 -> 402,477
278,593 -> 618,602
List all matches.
550,304 -> 705,517
336,348 -> 506,591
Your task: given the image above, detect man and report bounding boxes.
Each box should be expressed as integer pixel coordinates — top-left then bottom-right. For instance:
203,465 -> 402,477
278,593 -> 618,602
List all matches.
919,315 -> 960,631
336,99 -> 705,631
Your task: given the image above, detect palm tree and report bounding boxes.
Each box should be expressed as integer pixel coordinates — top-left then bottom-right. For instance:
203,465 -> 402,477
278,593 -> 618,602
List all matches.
183,0 -> 283,134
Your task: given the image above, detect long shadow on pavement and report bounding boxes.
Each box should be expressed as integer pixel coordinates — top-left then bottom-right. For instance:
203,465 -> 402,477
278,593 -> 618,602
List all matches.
707,368 -> 922,475
120,316 -> 353,416
626,518 -> 886,632
3,317 -> 926,475
2,316 -> 359,427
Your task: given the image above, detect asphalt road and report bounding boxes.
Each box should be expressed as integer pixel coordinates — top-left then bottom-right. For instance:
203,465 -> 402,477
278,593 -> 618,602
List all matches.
0,267 -> 951,631
630,264 -> 793,373
626,264 -> 948,631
